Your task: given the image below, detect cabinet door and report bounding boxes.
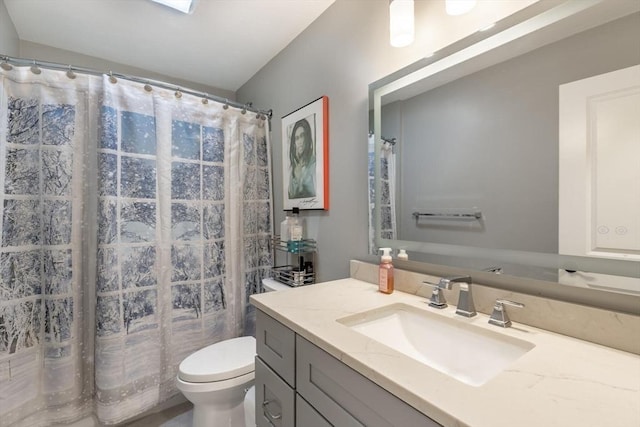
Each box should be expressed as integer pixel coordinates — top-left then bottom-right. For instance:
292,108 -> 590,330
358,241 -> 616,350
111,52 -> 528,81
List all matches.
296,394 -> 332,427
256,310 -> 296,387
255,357 -> 295,427
296,336 -> 441,427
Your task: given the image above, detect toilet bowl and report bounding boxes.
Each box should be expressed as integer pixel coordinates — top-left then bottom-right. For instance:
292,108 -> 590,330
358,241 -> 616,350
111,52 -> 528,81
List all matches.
177,278 -> 292,427
243,385 -> 255,427
176,336 -> 256,427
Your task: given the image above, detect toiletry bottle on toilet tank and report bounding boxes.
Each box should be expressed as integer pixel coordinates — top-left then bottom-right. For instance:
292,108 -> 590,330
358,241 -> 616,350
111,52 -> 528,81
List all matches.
280,212 -> 290,242
288,207 -> 303,252
378,248 -> 394,294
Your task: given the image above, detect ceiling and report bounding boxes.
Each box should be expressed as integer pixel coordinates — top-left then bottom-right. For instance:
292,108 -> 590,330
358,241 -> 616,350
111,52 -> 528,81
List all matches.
4,0 -> 335,92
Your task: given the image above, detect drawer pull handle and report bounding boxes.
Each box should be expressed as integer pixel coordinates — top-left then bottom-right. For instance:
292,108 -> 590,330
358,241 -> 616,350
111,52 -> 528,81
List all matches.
262,399 -> 282,420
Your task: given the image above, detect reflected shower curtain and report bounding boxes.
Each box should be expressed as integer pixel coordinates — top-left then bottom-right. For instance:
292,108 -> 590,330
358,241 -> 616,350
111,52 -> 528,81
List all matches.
368,134 -> 397,254
0,68 -> 272,426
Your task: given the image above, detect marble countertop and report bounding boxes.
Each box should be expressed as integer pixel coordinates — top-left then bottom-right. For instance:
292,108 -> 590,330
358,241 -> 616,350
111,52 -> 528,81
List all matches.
250,278 -> 640,427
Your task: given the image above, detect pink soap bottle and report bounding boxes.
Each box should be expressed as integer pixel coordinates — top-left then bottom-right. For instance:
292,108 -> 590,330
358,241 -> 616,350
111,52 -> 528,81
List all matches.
378,248 -> 394,294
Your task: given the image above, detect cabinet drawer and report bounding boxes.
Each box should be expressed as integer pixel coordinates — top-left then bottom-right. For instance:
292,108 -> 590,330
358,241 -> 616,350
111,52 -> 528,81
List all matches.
296,336 -> 440,427
255,357 -> 295,427
296,394 -> 332,427
256,310 -> 296,387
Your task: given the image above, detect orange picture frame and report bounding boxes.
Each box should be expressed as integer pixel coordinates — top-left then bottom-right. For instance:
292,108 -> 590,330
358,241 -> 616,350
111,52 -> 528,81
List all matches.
281,96 -> 329,210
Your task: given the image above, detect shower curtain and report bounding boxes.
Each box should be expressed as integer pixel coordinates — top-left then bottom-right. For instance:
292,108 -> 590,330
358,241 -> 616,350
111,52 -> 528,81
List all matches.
368,134 -> 397,254
0,67 -> 273,426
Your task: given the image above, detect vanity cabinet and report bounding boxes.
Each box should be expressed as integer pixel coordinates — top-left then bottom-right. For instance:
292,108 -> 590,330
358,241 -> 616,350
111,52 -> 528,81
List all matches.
255,358 -> 295,427
296,395 -> 331,427
255,309 -> 441,427
255,310 -> 296,427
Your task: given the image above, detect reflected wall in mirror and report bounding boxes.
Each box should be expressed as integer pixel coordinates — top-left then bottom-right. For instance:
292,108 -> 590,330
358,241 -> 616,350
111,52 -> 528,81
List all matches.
371,0 -> 640,297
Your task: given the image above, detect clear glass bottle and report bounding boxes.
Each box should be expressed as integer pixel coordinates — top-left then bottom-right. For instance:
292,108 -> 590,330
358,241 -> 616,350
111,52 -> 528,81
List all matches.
288,207 -> 303,252
280,212 -> 290,243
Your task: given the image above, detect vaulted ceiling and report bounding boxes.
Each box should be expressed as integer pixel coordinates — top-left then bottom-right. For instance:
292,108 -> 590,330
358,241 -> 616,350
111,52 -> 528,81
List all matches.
5,0 -> 335,91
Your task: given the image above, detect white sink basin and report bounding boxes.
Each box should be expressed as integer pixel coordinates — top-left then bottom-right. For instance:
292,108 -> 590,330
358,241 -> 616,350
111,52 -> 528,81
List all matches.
338,303 -> 535,387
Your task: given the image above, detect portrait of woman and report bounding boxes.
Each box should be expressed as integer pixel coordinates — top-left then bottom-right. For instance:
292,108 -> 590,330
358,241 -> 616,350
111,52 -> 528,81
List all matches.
281,96 -> 328,210
287,117 -> 316,199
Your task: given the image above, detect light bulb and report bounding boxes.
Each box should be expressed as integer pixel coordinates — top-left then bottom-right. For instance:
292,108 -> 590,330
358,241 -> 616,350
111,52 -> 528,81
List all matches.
390,0 -> 414,48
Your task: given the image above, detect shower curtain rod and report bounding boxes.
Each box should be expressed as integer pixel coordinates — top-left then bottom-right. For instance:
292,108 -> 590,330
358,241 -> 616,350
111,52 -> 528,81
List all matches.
0,54 -> 273,119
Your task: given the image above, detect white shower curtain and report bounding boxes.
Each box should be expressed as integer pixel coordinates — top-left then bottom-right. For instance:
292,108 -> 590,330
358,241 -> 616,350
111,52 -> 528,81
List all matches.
0,67 -> 272,426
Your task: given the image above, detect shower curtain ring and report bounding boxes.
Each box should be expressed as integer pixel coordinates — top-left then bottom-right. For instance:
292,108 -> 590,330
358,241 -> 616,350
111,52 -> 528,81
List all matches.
1,57 -> 13,71
175,89 -> 183,99
66,65 -> 77,79
30,61 -> 41,75
108,72 -> 117,84
144,84 -> 153,92
202,93 -> 209,104
223,99 -> 229,110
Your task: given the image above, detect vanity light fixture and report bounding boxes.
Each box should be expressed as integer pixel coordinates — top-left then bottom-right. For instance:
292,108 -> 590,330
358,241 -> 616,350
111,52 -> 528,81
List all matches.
389,0 -> 414,48
445,0 -> 477,16
149,0 -> 196,14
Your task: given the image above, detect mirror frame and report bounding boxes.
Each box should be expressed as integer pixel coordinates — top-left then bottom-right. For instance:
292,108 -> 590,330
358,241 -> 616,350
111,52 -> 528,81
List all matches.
369,0 -> 640,314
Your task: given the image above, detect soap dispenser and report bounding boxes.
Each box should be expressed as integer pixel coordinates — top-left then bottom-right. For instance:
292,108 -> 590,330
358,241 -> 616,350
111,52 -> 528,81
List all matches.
378,248 -> 394,294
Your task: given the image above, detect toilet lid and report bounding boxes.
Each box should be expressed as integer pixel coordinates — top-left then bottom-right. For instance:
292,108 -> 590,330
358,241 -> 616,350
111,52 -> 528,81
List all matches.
178,336 -> 256,383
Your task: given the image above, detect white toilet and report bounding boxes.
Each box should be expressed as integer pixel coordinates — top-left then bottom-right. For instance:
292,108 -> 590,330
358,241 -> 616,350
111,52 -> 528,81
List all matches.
176,278 -> 290,427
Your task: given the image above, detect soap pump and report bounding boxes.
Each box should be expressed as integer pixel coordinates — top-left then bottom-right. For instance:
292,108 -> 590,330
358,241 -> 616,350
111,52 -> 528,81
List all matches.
378,248 -> 394,294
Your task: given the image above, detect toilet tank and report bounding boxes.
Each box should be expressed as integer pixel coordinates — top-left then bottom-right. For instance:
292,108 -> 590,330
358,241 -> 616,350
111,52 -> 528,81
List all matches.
262,278 -> 291,292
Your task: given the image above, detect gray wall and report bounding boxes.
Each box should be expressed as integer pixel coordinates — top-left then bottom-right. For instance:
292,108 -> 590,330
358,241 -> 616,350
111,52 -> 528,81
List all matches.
237,0 -> 439,281
0,0 -> 547,282
395,13 -> 640,253
18,41 -> 234,100
0,0 -> 19,56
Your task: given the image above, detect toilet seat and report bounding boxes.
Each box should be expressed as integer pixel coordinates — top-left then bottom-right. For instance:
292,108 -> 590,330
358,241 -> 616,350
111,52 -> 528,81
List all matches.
178,336 -> 256,383
176,370 -> 254,393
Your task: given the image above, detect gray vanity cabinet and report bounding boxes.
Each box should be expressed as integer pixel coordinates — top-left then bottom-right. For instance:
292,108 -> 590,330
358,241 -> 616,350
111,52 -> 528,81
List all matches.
296,395 -> 332,427
256,310 -> 296,386
255,310 -> 296,427
255,358 -> 295,427
296,336 -> 439,426
255,309 -> 441,427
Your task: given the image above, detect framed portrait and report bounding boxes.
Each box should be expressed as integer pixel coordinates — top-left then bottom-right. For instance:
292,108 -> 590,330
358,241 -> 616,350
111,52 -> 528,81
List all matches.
282,96 -> 329,210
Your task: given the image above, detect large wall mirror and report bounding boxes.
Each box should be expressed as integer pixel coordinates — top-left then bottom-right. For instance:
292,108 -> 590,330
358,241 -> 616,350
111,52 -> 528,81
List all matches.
370,0 -> 639,308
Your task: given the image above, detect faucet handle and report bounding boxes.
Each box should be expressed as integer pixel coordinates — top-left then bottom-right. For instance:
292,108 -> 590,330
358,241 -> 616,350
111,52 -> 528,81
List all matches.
422,281 -> 448,309
489,299 -> 524,328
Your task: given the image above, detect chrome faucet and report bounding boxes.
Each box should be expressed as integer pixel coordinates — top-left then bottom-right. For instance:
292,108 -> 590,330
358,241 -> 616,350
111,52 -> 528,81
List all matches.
426,275 -> 476,317
423,278 -> 451,309
489,299 -> 524,327
445,275 -> 476,317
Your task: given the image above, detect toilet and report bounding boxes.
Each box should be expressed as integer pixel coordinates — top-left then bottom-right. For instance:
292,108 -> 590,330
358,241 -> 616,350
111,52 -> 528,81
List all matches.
176,278 -> 291,427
